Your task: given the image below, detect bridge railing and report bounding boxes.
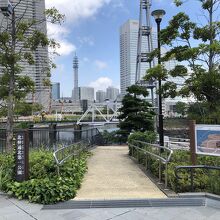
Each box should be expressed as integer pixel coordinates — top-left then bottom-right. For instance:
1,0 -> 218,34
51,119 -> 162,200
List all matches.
128,140 -> 173,189
175,165 -> 220,192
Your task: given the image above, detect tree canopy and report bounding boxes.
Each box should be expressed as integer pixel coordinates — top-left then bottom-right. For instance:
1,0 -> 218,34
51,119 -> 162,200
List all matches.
118,85 -> 155,139
144,0 -> 220,122
0,2 -> 64,151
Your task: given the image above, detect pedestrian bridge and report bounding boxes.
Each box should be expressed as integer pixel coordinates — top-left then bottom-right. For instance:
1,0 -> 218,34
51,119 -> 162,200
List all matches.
74,146 -> 166,200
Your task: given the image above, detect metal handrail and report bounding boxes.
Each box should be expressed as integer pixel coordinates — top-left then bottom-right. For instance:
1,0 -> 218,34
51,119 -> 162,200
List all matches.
175,165 -> 220,192
128,140 -> 173,189
53,141 -> 87,165
53,140 -> 91,175
130,140 -> 173,164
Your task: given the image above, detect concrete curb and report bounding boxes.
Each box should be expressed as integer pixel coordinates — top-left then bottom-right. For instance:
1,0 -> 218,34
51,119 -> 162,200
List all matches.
179,192 -> 220,209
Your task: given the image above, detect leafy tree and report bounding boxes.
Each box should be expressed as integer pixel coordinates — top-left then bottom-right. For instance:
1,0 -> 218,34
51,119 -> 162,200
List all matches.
0,2 -> 64,151
118,85 -> 155,139
145,0 -> 220,122
175,101 -> 188,116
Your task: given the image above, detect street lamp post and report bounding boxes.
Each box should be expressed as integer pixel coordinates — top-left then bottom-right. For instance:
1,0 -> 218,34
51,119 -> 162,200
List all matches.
151,9 -> 166,148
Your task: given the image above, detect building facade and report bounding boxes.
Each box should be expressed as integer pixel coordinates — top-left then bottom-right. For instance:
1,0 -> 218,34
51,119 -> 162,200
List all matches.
106,87 -> 119,101
79,87 -> 94,102
96,90 -> 106,103
52,83 -> 60,100
0,0 -> 50,109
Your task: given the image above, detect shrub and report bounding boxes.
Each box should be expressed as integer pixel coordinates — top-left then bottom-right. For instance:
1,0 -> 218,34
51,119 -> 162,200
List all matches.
0,150 -> 89,204
128,131 -> 157,156
128,131 -> 157,144
129,144 -> 220,195
0,154 -> 14,191
101,130 -> 126,145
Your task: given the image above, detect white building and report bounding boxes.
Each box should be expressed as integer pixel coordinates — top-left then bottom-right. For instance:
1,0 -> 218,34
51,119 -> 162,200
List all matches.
120,20 -> 157,96
0,0 -> 50,110
96,90 -> 106,103
106,87 -> 119,101
79,87 -> 94,102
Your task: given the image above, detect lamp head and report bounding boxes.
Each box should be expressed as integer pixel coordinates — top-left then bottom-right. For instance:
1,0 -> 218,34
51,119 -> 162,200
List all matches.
151,9 -> 166,23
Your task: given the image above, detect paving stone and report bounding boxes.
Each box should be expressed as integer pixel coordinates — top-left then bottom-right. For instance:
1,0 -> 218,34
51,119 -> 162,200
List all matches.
74,146 -> 166,200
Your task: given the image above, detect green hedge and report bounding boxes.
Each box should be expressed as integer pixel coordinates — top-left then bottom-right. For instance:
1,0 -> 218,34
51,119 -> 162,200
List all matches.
0,150 -> 89,204
128,132 -> 220,195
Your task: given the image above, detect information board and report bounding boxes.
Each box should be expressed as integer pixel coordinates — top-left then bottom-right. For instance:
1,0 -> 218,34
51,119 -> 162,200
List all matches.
195,124 -> 220,157
15,131 -> 29,182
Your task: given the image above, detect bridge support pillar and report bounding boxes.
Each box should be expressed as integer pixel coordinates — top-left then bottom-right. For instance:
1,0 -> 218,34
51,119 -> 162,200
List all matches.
74,124 -> 82,142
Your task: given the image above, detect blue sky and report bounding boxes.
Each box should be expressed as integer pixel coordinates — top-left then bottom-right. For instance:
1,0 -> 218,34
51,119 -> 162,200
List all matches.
45,0 -> 202,97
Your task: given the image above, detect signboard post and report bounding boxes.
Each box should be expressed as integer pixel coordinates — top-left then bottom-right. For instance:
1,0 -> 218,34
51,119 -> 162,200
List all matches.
189,120 -> 197,165
15,131 -> 29,182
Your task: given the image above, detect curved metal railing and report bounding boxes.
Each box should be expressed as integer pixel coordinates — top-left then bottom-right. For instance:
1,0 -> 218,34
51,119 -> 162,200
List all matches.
128,140 -> 173,189
175,165 -> 220,192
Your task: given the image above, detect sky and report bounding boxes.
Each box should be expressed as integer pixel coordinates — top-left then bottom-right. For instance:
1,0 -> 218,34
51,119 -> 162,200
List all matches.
45,0 -> 202,97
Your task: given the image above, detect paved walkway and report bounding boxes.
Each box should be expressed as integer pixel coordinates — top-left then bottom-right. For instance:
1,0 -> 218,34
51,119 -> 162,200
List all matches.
74,146 -> 166,200
1,194 -> 220,220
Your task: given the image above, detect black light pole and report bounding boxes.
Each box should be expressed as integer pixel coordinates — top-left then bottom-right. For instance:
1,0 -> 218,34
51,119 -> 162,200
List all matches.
151,9 -> 166,147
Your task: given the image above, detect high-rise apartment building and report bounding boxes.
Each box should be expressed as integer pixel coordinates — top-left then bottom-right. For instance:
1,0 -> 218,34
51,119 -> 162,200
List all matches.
0,0 -> 50,109
96,90 -> 106,103
106,87 -> 119,101
79,87 -> 94,102
120,20 -> 157,96
52,83 -> 60,100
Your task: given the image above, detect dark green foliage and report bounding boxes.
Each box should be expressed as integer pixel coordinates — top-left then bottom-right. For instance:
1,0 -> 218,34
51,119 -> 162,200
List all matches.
128,131 -> 157,144
0,154 -> 14,191
187,102 -> 220,124
175,102 -> 188,116
0,150 -> 89,204
128,131 -> 157,156
101,130 -> 126,145
118,85 -> 155,140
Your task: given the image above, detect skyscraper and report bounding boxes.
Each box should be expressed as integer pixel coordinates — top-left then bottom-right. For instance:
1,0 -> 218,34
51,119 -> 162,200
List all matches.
72,54 -> 79,101
52,83 -> 60,100
120,20 -> 157,96
0,0 -> 50,109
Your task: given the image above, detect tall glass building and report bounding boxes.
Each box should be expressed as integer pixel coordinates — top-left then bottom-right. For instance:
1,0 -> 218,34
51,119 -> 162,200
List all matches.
52,83 -> 60,100
120,20 -> 157,96
0,0 -> 50,110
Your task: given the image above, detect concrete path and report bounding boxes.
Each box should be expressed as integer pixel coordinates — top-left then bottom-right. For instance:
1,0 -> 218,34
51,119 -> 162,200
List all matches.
75,146 -> 166,200
1,194 -> 220,220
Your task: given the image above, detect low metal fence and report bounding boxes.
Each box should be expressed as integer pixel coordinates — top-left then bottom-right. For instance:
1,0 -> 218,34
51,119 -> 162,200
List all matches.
0,127 -> 104,153
175,165 -> 220,192
128,140 -> 173,189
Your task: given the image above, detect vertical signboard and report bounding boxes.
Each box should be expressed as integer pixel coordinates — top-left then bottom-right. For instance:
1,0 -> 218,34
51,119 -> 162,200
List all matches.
195,124 -> 220,157
15,131 -> 29,182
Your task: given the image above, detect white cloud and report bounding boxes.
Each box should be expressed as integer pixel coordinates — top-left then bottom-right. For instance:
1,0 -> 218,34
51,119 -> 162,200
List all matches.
45,0 -> 111,24
89,77 -> 113,93
47,23 -> 76,56
78,37 -> 95,46
45,0 -> 113,56
95,60 -> 108,70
